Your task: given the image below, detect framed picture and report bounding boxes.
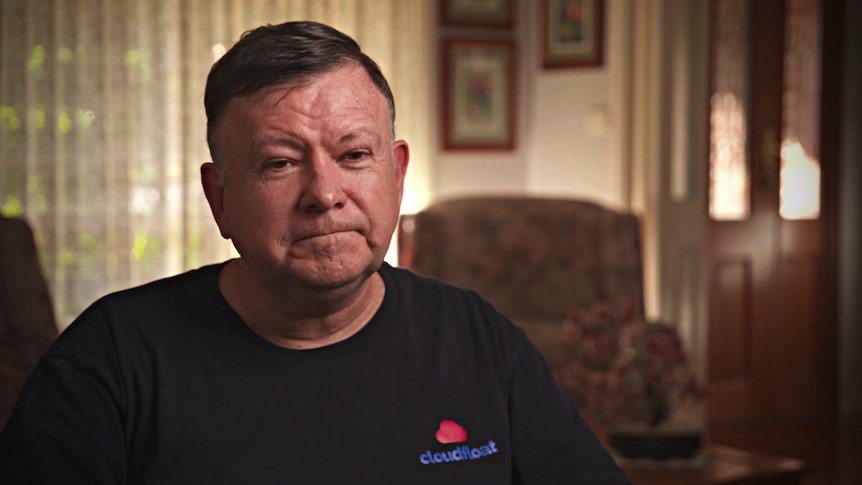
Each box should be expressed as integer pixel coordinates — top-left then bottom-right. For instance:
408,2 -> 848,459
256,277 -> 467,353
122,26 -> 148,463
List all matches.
442,39 -> 515,151
440,0 -> 514,29
542,0 -> 604,68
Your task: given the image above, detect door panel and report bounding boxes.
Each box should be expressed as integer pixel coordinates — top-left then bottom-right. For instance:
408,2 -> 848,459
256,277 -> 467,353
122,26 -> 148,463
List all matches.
709,258 -> 752,383
707,0 -> 834,425
708,257 -> 758,424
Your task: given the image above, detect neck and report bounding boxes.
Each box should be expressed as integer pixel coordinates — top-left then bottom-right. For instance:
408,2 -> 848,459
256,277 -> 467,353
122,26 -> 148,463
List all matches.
219,259 -> 385,349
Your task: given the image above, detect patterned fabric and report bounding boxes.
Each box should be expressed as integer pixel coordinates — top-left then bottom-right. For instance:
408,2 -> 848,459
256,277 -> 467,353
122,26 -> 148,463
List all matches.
400,196 -> 644,365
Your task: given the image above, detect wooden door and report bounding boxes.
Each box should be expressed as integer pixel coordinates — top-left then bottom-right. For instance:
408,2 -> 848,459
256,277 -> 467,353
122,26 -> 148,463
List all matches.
706,0 -> 839,425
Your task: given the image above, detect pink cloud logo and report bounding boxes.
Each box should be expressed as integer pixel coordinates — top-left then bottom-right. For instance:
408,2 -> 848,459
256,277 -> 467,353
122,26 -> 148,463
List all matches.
435,419 -> 468,444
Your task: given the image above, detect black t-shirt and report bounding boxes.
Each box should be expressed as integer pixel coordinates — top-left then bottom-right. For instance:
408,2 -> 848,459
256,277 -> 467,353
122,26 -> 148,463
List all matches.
0,262 -> 629,484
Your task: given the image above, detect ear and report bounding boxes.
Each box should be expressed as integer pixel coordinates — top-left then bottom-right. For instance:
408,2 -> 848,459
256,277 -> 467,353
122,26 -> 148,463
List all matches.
200,162 -> 231,239
392,140 -> 409,202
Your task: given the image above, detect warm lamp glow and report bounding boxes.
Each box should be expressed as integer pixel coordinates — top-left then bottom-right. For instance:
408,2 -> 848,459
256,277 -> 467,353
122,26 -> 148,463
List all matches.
387,182 -> 427,265
400,182 -> 423,215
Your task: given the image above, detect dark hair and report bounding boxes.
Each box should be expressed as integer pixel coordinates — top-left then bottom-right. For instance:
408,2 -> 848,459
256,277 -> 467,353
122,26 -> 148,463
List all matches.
204,21 -> 395,161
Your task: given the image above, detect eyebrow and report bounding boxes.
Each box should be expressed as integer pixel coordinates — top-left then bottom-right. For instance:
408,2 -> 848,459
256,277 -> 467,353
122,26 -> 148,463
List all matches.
252,134 -> 304,151
251,129 -> 383,151
336,129 -> 381,146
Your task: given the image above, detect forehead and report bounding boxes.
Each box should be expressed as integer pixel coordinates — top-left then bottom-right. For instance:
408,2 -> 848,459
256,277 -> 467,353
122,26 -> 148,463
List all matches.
240,66 -> 386,121
209,65 -> 392,159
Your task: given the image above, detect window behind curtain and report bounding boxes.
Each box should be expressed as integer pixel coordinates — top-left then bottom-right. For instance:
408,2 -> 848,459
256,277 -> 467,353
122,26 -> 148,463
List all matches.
0,0 -> 433,327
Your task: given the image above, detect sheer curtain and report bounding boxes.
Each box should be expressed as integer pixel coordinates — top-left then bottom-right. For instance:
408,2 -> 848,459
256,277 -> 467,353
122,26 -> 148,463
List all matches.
0,0 -> 433,328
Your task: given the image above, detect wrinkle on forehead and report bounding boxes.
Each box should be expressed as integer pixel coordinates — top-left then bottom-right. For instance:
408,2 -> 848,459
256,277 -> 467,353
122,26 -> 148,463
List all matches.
274,83 -> 308,106
251,71 -> 379,117
213,65 -> 394,165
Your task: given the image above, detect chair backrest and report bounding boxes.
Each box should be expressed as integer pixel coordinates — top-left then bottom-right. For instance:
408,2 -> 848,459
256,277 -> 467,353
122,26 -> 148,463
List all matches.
0,216 -> 58,428
398,196 -> 645,365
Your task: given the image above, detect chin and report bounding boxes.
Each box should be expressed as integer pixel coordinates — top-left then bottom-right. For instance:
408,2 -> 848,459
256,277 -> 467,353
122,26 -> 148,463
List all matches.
284,256 -> 379,290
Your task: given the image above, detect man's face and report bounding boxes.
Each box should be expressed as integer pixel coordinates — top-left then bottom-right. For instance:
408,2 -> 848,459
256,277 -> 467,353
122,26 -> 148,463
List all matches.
202,64 -> 408,290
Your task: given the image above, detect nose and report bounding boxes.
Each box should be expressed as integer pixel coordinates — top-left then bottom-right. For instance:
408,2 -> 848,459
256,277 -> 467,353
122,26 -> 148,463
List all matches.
299,155 -> 346,213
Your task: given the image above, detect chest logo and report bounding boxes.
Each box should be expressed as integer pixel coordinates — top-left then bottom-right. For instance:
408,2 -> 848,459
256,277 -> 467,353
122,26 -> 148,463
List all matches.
419,419 -> 499,465
435,419 -> 467,444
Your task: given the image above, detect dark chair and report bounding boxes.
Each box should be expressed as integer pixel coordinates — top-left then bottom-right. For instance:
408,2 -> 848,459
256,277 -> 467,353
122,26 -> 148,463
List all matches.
0,216 -> 58,428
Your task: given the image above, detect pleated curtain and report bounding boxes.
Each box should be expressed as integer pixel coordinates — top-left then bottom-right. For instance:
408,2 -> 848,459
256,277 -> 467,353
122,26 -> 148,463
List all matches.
0,0 -> 434,327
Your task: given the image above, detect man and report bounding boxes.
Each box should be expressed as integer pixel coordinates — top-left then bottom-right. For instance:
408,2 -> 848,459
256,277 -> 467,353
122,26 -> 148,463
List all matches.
0,21 -> 630,484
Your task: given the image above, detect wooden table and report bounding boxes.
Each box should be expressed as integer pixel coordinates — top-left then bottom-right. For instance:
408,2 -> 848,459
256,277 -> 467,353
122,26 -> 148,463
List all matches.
623,445 -> 809,484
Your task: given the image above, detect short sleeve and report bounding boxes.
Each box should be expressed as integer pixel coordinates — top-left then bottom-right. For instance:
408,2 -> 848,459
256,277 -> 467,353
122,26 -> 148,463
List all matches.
0,308 -> 128,484
506,327 -> 631,484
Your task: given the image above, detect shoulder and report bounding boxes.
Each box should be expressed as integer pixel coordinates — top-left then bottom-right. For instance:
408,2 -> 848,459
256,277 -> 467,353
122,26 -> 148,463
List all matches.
380,263 -> 493,307
378,263 -> 531,365
98,262 -> 225,308
105,261 -> 223,311
380,263 -> 508,323
48,262 -> 229,359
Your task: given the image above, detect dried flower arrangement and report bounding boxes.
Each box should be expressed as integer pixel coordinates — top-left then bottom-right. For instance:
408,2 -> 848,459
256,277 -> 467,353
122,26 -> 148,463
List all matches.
552,300 -> 705,430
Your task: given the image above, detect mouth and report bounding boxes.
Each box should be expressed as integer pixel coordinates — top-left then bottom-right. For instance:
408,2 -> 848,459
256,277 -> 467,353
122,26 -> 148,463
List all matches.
290,219 -> 365,245
293,228 -> 356,244
296,232 -> 340,242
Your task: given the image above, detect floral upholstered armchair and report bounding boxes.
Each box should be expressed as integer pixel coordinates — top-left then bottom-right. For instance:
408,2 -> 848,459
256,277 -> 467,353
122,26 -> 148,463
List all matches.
400,198 -> 705,458
398,196 -> 645,371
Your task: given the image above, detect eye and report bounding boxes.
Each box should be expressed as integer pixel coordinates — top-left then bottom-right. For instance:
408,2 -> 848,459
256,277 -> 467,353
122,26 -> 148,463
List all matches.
264,159 -> 293,170
342,151 -> 369,163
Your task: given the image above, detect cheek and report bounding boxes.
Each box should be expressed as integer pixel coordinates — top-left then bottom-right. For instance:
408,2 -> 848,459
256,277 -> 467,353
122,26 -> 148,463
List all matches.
223,186 -> 283,230
367,186 -> 402,238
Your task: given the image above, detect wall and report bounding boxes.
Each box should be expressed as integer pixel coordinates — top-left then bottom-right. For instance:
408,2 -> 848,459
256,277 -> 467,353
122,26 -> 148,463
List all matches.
528,71 -> 614,204
430,0 -> 861,415
434,0 -> 616,206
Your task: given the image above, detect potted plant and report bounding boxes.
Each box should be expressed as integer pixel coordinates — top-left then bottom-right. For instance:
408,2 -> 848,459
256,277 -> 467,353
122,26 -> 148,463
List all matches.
552,300 -> 706,461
